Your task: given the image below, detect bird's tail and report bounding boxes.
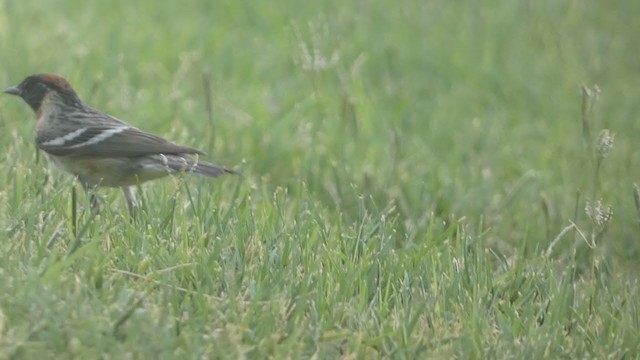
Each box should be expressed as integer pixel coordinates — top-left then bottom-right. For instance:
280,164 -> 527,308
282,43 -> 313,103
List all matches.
192,161 -> 239,177
163,155 -> 238,178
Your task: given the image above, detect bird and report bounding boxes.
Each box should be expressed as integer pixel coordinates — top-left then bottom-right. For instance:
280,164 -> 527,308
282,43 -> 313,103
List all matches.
4,73 -> 237,216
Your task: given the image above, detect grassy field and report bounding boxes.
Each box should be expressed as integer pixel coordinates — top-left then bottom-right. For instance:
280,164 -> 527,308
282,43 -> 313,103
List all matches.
1,0 -> 639,358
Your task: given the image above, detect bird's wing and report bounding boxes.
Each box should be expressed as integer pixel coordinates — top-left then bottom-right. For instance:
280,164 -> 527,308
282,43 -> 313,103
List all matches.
37,124 -> 204,157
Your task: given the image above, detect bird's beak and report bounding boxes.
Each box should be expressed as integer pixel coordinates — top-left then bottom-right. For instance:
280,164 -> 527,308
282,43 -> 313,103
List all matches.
4,86 -> 21,96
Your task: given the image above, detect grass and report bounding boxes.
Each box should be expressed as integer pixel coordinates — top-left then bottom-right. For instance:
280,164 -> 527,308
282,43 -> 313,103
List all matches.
1,0 -> 640,358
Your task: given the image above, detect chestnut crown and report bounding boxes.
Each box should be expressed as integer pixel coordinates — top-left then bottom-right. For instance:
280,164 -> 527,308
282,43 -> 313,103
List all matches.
5,73 -> 81,111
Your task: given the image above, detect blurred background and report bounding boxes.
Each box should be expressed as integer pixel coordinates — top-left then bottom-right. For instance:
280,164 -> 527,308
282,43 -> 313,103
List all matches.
2,0 -> 640,262
2,0 -> 640,356
2,1 -> 640,259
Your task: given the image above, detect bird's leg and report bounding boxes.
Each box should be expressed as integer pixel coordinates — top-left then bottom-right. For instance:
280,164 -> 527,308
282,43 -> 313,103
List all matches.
79,178 -> 101,215
69,181 -> 100,256
122,186 -> 138,218
88,193 -> 101,214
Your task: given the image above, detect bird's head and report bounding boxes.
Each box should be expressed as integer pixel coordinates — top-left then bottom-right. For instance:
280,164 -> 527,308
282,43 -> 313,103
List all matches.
5,73 -> 81,112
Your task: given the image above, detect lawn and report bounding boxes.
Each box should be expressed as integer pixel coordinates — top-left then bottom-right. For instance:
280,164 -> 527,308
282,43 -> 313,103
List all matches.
1,0 -> 639,358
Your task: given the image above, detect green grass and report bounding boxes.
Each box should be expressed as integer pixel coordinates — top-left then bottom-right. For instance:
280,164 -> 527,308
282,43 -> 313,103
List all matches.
1,0 -> 639,358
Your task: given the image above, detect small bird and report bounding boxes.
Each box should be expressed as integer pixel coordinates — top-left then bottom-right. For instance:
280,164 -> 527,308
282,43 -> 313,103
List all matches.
5,73 -> 237,216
